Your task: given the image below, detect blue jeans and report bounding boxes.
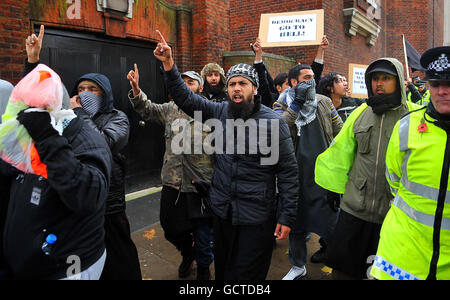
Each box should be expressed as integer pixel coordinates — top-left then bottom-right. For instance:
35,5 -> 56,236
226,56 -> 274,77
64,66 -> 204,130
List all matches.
193,220 -> 214,268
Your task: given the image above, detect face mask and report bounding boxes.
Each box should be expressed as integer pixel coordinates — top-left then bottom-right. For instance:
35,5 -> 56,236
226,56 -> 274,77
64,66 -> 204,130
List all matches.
79,91 -> 102,117
366,91 -> 401,115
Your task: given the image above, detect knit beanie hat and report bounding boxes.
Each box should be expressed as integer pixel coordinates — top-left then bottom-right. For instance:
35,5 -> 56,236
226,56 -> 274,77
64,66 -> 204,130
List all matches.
226,63 -> 259,88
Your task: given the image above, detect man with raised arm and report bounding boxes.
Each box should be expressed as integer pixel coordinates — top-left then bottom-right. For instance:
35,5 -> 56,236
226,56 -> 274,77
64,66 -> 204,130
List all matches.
152,30 -> 298,280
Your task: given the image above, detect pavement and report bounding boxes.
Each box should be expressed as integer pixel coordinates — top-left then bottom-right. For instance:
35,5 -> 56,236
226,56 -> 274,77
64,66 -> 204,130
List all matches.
125,186 -> 333,280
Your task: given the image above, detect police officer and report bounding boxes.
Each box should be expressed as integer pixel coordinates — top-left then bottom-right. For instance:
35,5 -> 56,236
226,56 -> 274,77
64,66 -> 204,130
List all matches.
407,75 -> 431,106
371,46 -> 450,280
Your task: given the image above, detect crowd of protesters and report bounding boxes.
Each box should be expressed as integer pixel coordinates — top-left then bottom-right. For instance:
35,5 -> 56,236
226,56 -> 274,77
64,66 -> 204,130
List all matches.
0,24 -> 449,280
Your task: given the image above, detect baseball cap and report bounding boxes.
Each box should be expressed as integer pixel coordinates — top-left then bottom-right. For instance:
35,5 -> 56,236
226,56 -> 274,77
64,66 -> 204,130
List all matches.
181,71 -> 204,86
366,60 -> 398,77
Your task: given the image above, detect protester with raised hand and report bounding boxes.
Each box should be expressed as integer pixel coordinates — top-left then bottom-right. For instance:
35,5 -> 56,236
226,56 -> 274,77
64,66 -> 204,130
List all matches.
128,63 -> 215,280
70,71 -> 141,280
153,30 -> 298,280
272,62 -> 343,280
252,37 -> 278,108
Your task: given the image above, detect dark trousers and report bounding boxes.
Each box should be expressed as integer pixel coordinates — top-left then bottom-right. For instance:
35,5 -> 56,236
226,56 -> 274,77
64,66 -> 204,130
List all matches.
325,210 -> 382,279
100,211 -> 142,280
160,186 -> 213,268
213,216 -> 275,280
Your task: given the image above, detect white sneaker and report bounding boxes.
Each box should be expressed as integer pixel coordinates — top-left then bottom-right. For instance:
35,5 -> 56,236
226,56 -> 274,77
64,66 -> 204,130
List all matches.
282,265 -> 307,280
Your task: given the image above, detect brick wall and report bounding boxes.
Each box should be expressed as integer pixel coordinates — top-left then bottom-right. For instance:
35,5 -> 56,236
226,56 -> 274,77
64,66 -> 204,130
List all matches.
385,0 -> 444,78
191,0 -> 230,74
225,0 -> 444,81
0,0 -> 30,85
0,0 -> 445,85
322,0 -> 386,80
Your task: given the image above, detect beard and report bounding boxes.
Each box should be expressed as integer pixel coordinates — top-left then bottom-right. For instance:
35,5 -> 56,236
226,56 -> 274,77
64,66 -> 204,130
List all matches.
204,80 -> 225,97
227,94 -> 255,120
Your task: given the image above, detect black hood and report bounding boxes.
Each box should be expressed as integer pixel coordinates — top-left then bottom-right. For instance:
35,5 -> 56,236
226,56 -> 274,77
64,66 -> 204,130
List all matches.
71,73 -> 114,113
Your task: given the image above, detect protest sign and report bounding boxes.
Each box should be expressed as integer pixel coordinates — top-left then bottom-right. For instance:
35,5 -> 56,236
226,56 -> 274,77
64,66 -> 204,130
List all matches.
258,9 -> 324,47
348,64 -> 368,98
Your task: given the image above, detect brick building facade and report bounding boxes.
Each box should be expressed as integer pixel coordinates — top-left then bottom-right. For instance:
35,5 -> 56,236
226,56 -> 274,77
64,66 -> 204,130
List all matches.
0,0 -> 446,85
0,0 -> 446,189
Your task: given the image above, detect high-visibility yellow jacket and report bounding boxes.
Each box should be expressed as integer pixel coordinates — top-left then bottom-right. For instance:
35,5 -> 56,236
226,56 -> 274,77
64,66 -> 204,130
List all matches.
408,87 -> 431,107
314,57 -> 421,224
371,108 -> 450,280
314,101 -> 420,224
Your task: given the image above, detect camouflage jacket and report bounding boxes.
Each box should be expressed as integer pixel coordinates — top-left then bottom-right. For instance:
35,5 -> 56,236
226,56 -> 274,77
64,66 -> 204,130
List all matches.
129,90 -> 213,193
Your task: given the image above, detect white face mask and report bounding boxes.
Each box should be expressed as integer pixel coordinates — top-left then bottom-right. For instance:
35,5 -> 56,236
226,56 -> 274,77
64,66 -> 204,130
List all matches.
79,91 -> 103,117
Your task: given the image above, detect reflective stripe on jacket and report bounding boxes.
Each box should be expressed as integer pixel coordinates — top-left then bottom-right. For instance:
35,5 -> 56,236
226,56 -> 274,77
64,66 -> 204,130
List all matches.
314,57 -> 421,224
371,109 -> 450,280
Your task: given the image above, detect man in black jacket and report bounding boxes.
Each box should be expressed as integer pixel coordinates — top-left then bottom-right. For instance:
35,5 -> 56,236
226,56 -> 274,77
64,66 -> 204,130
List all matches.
70,73 -> 141,280
153,30 -> 298,280
23,25 -> 141,280
0,65 -> 112,279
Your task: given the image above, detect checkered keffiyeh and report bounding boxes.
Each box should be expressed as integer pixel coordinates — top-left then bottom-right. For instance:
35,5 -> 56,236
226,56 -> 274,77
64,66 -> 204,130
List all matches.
427,53 -> 450,72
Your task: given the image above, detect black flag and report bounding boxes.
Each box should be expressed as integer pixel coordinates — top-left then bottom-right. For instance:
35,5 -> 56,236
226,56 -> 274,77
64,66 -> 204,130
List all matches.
404,37 -> 425,72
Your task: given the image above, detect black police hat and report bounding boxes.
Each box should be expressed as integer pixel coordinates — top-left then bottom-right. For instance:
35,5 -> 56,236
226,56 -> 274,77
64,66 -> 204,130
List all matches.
420,46 -> 450,81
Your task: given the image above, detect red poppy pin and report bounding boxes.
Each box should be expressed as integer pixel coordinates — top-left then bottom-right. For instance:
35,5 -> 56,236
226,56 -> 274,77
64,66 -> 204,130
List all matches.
418,122 -> 428,133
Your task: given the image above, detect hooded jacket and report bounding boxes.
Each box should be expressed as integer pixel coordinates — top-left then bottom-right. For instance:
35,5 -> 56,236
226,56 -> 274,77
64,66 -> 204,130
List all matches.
71,74 -> 130,215
315,58 -> 421,224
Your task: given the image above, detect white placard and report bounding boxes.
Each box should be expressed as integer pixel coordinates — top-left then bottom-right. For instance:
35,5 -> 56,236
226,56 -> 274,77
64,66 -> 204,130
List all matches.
259,10 -> 324,47
348,64 -> 369,98
352,67 -> 368,95
267,14 -> 317,43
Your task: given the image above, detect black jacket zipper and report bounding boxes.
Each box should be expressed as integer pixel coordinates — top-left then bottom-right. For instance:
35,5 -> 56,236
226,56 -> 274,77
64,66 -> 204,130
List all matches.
427,129 -> 450,280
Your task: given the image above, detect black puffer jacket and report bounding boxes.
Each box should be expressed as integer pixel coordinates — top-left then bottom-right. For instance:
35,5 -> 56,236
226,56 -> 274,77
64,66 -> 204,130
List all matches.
1,117 -> 111,279
71,74 -> 130,215
164,65 -> 298,227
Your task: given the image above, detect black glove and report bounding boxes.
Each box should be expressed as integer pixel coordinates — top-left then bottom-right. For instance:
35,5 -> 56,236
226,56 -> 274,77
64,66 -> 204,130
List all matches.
327,191 -> 341,212
192,180 -> 211,201
290,79 -> 316,112
17,110 -> 58,143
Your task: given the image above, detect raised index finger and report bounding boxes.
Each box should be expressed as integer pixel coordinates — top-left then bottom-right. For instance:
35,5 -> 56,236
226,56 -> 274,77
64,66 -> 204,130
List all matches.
134,63 -> 139,76
156,30 -> 168,45
37,25 -> 45,42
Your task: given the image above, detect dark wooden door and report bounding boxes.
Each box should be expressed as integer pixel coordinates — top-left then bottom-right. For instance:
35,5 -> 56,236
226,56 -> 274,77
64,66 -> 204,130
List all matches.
38,27 -> 166,192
